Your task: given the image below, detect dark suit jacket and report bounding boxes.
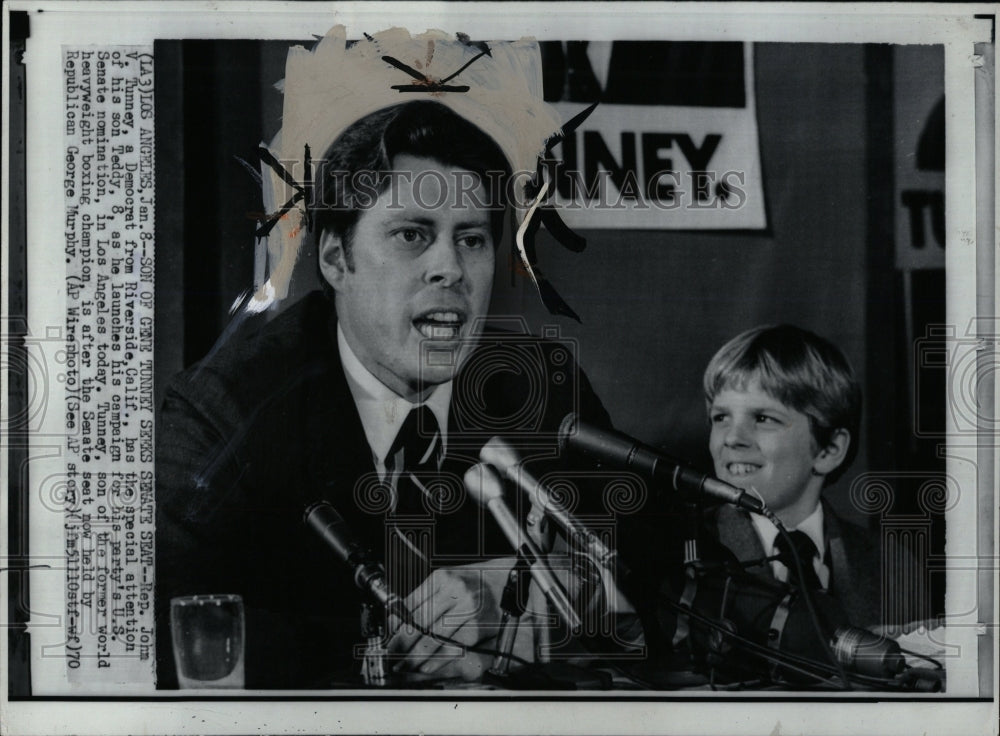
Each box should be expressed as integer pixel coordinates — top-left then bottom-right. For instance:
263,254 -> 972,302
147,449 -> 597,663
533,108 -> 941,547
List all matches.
710,502 -> 898,630
155,291 -> 613,688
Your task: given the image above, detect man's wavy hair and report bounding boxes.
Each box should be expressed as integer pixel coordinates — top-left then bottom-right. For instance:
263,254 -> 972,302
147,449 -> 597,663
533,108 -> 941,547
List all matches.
310,100 -> 512,290
702,324 -> 863,486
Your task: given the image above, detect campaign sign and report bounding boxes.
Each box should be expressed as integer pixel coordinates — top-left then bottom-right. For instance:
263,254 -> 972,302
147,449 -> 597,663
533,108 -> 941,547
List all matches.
542,41 -> 766,230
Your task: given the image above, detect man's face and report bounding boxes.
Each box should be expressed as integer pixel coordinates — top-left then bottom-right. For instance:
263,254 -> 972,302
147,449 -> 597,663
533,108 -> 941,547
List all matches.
321,154 -> 496,400
708,379 -> 825,522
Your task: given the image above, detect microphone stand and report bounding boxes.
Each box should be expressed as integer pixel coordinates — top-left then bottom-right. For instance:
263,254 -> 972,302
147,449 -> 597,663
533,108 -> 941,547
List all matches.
672,501 -> 703,650
488,560 -> 532,678
359,601 -> 389,687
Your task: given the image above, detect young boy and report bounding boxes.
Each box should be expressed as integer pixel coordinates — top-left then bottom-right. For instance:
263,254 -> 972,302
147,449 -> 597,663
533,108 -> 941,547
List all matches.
701,324 -> 887,628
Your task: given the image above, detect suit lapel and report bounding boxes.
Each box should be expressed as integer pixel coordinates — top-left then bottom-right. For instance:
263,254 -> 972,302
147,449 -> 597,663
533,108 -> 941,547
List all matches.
823,503 -> 879,627
304,315 -> 382,546
715,505 -> 768,569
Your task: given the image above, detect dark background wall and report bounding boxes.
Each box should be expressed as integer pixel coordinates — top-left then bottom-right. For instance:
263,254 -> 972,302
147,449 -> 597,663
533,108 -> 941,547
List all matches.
493,44 -> 871,470
155,40 -> 946,612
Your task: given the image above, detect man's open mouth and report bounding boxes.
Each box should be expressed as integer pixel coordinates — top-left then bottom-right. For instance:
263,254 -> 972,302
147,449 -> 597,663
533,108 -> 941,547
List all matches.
726,462 -> 761,477
413,311 -> 465,340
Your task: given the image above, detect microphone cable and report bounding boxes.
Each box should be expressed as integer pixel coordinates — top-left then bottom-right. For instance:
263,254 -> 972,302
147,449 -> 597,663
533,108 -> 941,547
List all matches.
899,646 -> 944,669
663,596 -> 873,689
664,594 -> 943,691
400,620 -> 536,671
763,508 -> 854,690
402,590 -> 943,688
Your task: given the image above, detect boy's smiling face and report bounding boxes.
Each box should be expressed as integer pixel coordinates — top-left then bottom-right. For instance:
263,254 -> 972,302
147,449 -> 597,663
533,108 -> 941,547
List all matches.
708,378 -> 826,525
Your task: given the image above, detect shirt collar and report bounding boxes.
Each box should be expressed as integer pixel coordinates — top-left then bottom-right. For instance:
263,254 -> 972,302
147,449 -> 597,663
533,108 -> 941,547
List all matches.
750,503 -> 826,559
337,324 -> 451,468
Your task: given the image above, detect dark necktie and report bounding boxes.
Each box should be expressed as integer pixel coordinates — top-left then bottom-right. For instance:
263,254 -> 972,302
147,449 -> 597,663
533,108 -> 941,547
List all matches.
385,406 -> 440,596
389,405 -> 440,516
774,530 -> 823,591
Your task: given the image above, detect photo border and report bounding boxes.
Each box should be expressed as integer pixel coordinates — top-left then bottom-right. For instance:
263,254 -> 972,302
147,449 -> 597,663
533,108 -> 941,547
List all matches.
2,2 -> 997,734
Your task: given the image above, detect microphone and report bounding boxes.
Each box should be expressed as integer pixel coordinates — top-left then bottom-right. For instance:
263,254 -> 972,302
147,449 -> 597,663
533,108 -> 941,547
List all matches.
480,436 -> 620,574
303,501 -> 414,626
558,413 -> 765,514
463,464 -> 582,631
830,626 -> 905,679
773,600 -> 905,680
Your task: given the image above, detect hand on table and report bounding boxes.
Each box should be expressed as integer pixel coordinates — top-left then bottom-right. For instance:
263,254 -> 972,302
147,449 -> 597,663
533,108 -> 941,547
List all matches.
387,559 -> 528,681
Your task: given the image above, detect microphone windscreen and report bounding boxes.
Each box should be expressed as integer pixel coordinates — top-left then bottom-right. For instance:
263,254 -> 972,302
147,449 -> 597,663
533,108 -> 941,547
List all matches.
303,500 -> 355,564
464,463 -> 505,506
479,436 -> 521,473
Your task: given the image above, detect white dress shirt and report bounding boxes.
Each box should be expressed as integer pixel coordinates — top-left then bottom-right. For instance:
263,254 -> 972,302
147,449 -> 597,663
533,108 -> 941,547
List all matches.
750,505 -> 831,590
337,325 -> 450,481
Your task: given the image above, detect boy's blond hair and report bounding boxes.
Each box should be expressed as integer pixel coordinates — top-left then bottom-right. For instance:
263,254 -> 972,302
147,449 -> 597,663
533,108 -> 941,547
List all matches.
703,324 -> 862,484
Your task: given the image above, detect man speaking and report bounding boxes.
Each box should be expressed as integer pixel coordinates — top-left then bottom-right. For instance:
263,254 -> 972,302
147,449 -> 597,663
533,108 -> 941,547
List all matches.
155,29 -> 615,688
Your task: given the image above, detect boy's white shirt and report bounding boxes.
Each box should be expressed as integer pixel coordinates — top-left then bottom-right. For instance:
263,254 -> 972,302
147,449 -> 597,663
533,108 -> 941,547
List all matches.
750,504 -> 831,589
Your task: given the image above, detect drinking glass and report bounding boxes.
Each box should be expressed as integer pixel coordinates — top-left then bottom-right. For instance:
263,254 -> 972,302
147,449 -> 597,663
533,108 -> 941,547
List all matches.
170,593 -> 245,689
